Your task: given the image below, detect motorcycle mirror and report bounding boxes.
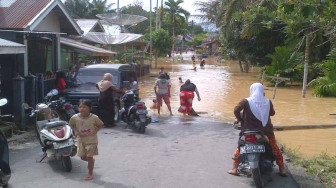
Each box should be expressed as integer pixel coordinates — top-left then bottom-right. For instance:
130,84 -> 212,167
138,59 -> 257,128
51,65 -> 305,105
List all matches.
51,89 -> 59,96
22,103 -> 30,110
0,98 -> 7,106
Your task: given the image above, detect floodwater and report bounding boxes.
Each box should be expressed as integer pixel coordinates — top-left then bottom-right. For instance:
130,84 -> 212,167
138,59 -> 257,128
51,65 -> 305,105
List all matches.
138,54 -> 336,157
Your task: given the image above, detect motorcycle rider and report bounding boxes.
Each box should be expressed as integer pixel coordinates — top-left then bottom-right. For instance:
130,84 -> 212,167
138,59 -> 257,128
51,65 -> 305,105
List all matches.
228,83 -> 287,177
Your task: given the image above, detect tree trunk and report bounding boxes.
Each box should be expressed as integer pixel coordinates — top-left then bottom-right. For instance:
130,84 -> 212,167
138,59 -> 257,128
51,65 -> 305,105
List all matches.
302,33 -> 311,98
155,49 -> 159,68
244,61 -> 249,73
159,0 -> 163,29
172,17 -> 175,63
238,60 -> 244,72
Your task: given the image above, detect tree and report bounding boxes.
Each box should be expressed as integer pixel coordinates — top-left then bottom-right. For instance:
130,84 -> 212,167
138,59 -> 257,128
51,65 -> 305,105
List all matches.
164,0 -> 190,54
89,0 -> 114,18
152,29 -> 172,68
187,33 -> 206,48
64,0 -> 91,19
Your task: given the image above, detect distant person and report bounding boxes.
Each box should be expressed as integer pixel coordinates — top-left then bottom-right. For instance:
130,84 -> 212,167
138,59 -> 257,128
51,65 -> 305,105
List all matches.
69,99 -> 104,181
192,55 -> 196,67
154,73 -> 173,116
55,71 -> 66,92
228,83 -> 287,177
179,77 -> 184,83
158,67 -> 164,76
150,99 -> 158,109
200,59 -> 205,67
178,79 -> 201,116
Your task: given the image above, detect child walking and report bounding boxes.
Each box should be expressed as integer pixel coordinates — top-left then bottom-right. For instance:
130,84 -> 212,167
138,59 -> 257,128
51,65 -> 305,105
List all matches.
69,99 -> 104,181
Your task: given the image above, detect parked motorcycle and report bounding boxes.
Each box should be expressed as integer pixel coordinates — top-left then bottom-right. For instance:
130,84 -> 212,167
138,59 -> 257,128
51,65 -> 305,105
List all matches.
44,89 -> 75,122
0,99 -> 11,187
235,128 -> 275,188
28,96 -> 77,172
120,82 -> 151,134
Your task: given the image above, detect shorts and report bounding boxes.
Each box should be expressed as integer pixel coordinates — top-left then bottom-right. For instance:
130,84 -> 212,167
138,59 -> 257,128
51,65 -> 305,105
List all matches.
77,142 -> 98,158
156,93 -> 170,105
179,91 -> 194,113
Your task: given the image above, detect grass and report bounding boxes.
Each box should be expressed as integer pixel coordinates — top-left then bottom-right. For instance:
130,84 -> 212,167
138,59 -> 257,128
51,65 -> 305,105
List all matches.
281,145 -> 336,188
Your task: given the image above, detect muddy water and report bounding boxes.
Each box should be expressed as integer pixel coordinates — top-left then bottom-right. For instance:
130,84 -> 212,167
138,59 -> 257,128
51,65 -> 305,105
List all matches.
138,56 -> 336,157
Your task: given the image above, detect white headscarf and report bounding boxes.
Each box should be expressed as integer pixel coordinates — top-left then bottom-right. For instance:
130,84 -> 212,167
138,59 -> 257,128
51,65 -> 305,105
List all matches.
246,83 -> 270,127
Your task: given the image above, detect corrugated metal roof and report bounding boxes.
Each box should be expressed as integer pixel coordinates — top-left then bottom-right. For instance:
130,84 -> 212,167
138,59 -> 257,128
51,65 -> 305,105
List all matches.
0,0 -> 52,29
0,38 -> 24,47
75,19 -> 102,34
60,37 -> 116,57
0,37 -> 25,54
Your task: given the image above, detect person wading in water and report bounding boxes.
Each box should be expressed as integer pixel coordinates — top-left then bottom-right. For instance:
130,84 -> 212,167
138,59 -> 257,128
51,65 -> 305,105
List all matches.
178,79 -> 201,116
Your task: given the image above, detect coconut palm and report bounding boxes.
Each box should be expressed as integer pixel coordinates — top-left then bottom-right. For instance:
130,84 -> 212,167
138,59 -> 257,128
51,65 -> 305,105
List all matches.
64,0 -> 91,19
164,0 -> 190,54
308,49 -> 336,97
89,0 -> 114,18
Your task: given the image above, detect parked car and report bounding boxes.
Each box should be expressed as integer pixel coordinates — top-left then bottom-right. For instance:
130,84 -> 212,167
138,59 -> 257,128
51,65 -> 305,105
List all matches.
60,64 -> 137,122
197,53 -> 208,58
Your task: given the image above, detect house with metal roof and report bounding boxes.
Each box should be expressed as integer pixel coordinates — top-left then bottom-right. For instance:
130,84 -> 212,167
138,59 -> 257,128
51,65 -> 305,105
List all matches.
0,0 -> 116,117
75,19 -> 105,35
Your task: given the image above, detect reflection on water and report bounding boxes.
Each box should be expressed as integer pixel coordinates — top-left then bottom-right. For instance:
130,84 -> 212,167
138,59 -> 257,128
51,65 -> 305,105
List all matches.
138,56 -> 336,157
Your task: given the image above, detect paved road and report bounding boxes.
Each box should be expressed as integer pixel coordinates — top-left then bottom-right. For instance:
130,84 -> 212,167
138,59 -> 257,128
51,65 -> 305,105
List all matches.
9,115 -> 298,188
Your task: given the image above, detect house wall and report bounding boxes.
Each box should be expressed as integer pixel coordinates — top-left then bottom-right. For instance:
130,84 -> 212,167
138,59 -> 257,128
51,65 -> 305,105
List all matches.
34,11 -> 61,32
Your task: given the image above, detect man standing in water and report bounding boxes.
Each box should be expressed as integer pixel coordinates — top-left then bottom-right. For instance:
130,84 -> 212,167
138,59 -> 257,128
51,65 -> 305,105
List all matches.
154,74 -> 173,116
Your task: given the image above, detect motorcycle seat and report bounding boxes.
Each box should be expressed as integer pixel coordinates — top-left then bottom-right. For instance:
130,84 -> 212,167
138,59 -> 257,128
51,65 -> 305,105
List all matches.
42,121 -> 67,129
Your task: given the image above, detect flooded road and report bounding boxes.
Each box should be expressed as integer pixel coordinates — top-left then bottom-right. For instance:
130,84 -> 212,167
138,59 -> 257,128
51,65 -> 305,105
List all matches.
138,55 -> 336,157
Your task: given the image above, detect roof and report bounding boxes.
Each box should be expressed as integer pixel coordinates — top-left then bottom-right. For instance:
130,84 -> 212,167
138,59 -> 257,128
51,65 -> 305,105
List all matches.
0,37 -> 25,54
83,64 -> 133,72
75,19 -> 105,34
60,37 -> 116,57
0,0 -> 82,35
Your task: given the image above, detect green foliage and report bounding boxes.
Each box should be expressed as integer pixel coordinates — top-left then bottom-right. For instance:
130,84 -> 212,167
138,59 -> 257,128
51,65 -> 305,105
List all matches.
308,48 -> 336,97
282,145 -> 336,188
115,49 -> 151,64
64,0 -> 114,19
265,46 -> 304,82
152,29 -> 172,56
187,33 -> 206,47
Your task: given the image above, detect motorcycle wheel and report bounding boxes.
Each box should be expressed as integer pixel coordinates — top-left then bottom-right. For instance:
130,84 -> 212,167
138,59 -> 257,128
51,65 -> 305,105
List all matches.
139,124 -> 146,134
61,156 -> 72,172
252,168 -> 263,188
114,103 -> 120,123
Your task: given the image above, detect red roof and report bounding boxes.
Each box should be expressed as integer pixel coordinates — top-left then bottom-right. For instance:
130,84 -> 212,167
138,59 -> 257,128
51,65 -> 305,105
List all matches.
0,0 -> 52,29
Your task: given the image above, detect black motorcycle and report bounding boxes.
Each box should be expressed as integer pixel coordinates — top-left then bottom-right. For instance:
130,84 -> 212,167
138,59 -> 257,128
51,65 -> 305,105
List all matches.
0,99 -> 11,187
120,89 -> 151,134
44,89 -> 75,121
236,129 -> 275,188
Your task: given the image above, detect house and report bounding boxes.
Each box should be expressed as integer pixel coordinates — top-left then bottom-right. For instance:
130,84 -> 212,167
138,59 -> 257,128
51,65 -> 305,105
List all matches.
0,0 -> 116,119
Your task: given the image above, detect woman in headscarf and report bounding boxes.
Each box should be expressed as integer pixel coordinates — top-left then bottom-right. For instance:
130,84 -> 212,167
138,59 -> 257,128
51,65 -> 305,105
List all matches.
96,73 -> 119,127
179,79 -> 201,116
228,83 -> 286,177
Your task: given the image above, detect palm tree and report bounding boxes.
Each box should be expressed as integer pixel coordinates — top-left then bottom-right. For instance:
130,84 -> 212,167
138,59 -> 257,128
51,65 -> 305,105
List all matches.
89,0 -> 114,18
164,0 -> 190,54
64,0 -> 91,19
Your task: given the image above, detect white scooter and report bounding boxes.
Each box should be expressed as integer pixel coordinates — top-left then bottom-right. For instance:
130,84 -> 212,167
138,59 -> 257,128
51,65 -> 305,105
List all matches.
27,89 -> 76,172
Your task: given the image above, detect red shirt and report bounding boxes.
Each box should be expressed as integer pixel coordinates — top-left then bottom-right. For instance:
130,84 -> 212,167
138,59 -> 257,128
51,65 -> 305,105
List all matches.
56,78 -> 66,92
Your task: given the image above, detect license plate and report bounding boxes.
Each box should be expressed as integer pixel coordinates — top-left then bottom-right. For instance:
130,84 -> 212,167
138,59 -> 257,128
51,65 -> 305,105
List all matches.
240,145 -> 265,154
137,109 -> 147,114
53,139 -> 73,149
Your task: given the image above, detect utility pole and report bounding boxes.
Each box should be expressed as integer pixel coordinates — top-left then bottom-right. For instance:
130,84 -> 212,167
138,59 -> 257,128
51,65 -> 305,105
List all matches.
117,0 -> 119,12
150,0 -> 153,67
156,0 -> 159,30
159,0 -> 163,29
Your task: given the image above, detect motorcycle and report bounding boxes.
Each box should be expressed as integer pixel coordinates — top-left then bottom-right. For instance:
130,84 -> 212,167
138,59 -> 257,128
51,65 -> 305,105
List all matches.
28,94 -> 77,172
119,82 -> 151,134
235,127 -> 275,188
44,89 -> 75,122
0,99 -> 11,187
